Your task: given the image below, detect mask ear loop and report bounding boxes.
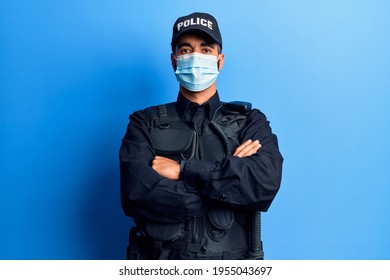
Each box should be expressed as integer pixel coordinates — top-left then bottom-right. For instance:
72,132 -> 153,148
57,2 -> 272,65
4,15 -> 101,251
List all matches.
171,53 -> 178,71
217,54 -> 222,70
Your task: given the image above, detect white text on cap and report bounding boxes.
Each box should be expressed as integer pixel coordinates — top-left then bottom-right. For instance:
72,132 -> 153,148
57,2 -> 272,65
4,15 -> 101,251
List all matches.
177,17 -> 213,31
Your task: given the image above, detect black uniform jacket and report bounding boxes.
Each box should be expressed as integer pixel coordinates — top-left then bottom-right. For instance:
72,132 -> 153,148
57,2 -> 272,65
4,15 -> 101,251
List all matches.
120,92 -> 283,224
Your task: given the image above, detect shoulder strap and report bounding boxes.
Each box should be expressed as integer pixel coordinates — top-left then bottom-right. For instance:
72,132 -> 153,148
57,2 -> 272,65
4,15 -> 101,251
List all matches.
157,104 -> 169,126
145,102 -> 181,129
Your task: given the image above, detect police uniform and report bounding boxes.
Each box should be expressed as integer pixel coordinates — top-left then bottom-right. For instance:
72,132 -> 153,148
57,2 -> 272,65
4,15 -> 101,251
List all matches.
119,12 -> 283,260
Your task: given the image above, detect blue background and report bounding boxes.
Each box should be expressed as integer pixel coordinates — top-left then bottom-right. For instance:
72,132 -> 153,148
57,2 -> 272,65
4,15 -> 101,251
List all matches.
1,1 -> 389,260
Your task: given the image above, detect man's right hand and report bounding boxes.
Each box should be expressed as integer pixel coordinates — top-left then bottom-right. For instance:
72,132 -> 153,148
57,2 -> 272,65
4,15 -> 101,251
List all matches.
233,139 -> 261,158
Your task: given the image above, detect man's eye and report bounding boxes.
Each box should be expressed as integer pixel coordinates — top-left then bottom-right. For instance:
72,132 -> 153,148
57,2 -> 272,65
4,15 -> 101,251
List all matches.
180,49 -> 191,54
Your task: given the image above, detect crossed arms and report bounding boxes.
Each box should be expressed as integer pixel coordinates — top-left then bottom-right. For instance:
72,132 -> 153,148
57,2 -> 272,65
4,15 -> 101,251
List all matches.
152,139 -> 262,180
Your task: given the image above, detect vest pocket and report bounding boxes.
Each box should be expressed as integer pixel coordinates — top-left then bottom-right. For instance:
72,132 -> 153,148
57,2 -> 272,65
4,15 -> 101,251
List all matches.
150,128 -> 195,161
206,208 -> 235,242
145,222 -> 184,242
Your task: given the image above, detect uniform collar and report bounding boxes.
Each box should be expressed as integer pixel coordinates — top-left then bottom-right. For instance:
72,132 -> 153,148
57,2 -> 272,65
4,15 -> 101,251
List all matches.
176,91 -> 221,120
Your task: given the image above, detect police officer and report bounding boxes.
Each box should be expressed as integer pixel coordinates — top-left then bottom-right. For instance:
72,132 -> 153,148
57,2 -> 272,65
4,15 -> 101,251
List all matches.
120,12 -> 283,260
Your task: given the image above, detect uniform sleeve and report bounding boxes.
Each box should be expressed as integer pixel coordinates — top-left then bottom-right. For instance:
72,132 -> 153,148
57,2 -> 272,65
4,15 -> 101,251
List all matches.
181,109 -> 283,212
119,110 -> 207,223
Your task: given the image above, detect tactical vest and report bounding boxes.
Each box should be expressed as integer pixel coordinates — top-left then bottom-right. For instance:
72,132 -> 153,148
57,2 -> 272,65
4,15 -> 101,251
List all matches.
131,101 -> 263,260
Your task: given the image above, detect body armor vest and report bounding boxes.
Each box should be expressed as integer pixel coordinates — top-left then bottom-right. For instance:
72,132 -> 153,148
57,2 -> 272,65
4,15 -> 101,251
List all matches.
135,101 -> 262,259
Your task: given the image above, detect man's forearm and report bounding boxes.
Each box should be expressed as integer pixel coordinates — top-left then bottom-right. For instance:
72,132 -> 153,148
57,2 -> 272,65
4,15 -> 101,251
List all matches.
151,139 -> 261,180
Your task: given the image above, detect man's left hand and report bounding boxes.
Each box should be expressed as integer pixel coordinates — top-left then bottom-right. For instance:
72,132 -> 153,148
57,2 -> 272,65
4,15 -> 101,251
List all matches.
151,156 -> 181,180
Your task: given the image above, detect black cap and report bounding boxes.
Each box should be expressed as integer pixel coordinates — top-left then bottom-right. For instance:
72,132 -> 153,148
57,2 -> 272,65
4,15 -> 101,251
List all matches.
171,12 -> 222,50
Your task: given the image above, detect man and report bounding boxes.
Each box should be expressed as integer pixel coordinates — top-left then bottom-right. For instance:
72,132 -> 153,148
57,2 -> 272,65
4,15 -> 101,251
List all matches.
120,12 -> 283,260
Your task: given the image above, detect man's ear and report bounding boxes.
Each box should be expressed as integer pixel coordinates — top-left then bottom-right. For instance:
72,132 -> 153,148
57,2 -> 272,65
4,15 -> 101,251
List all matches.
171,53 -> 177,71
218,53 -> 225,71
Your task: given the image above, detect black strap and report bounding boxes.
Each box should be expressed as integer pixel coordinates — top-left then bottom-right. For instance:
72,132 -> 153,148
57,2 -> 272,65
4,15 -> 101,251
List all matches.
247,211 -> 264,259
153,240 -> 171,260
157,104 -> 170,128
155,103 -> 181,129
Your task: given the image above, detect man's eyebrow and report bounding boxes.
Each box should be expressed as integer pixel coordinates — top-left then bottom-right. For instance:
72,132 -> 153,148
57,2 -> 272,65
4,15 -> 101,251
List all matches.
177,42 -> 192,48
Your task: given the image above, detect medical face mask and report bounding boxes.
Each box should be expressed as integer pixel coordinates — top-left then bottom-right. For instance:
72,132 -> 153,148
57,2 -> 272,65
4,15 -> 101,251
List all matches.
174,52 -> 220,92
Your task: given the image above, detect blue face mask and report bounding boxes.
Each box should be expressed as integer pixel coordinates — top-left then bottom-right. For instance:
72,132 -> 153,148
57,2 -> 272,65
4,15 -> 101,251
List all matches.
174,52 -> 220,92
